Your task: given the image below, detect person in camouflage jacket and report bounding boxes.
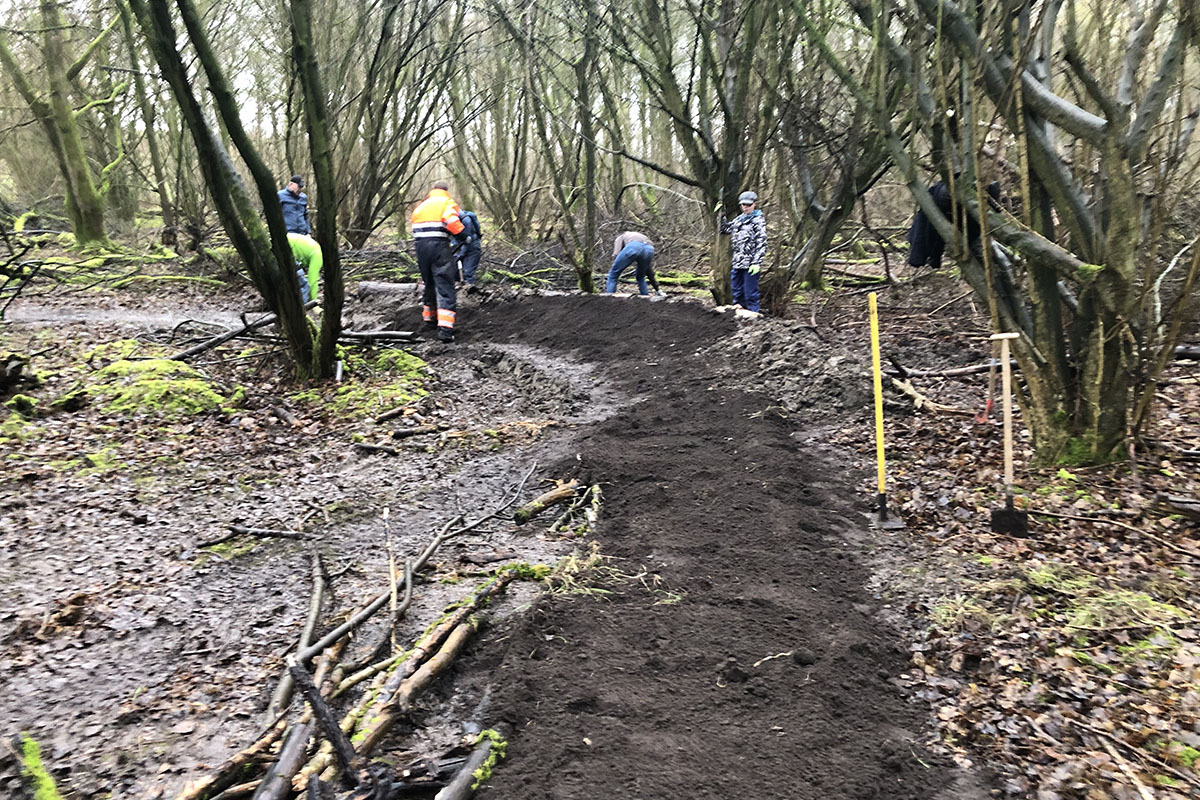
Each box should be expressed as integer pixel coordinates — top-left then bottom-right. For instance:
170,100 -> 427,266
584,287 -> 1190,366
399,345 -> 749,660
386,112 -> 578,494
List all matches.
719,190 -> 767,312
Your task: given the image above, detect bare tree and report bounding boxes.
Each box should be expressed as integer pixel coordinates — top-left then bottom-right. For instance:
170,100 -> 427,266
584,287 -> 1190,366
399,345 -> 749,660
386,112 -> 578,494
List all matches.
0,1 -> 118,246
128,0 -> 340,378
805,0 -> 1200,462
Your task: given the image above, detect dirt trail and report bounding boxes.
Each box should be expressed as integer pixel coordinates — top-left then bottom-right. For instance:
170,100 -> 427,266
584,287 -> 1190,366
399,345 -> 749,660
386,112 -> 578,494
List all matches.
453,296 -> 985,799
0,290 -> 989,798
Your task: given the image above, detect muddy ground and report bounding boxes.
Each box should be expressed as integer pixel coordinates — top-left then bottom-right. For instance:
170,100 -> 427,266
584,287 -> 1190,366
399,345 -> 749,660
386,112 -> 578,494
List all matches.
14,271 -> 1186,798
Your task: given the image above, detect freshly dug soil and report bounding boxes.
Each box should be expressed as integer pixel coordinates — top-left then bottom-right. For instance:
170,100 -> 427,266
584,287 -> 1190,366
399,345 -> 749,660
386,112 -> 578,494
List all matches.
454,296 -> 985,799
0,290 -> 990,799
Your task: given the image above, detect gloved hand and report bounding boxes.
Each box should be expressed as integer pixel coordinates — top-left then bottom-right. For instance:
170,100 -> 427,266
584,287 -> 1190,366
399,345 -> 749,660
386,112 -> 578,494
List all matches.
748,264 -> 761,275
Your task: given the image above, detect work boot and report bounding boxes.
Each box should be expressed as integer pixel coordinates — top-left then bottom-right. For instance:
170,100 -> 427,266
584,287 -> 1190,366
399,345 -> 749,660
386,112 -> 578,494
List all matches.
423,319 -> 437,330
438,328 -> 455,343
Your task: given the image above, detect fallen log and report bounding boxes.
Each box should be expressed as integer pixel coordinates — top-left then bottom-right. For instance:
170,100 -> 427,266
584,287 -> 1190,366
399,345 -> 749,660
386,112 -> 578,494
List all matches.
1154,494 -> 1200,524
513,479 -> 581,525
355,281 -> 419,299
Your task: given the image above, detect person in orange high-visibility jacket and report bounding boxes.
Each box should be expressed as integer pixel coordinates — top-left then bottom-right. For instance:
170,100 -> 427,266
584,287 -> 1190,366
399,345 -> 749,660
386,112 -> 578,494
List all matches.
411,180 -> 467,342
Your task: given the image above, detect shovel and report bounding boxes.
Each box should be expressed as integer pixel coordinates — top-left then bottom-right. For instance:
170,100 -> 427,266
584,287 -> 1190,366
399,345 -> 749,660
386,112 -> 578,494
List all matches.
989,332 -> 1029,536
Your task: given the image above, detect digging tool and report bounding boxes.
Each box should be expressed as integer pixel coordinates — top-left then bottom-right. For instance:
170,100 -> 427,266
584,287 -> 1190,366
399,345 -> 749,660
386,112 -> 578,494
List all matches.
989,332 -> 1029,536
867,292 -> 905,530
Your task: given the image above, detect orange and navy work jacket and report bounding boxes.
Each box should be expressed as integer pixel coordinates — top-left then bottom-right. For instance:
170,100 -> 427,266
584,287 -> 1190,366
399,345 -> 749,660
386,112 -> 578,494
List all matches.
411,189 -> 465,241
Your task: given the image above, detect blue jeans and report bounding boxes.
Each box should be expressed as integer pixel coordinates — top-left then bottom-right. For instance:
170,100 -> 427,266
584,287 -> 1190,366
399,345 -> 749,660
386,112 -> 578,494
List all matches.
296,268 -> 311,303
459,245 -> 482,284
606,242 -> 655,294
731,268 -> 759,312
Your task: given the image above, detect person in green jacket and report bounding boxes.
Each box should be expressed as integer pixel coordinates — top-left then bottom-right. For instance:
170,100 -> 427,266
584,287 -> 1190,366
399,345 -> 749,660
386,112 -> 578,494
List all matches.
288,232 -> 323,302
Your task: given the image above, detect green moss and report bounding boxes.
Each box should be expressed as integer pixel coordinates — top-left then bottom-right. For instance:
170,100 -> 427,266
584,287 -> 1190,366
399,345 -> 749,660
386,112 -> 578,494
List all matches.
373,349 -> 427,376
49,385 -> 88,413
0,412 -> 37,443
510,563 -> 553,581
85,339 -> 144,364
1077,262 -> 1104,282
94,359 -> 230,418
289,359 -> 428,419
471,729 -> 508,790
5,394 -> 38,416
19,734 -> 63,800
1175,744 -> 1200,769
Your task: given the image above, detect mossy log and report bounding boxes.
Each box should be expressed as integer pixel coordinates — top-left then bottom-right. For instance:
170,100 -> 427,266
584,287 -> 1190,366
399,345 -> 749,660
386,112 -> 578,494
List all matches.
513,479 -> 582,525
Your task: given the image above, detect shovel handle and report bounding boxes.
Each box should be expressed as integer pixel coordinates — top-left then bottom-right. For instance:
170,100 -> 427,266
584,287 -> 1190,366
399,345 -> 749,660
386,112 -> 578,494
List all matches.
991,333 -> 1019,495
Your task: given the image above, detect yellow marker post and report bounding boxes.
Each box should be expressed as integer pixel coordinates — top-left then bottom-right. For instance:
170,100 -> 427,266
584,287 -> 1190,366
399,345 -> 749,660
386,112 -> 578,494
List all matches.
868,292 -> 903,529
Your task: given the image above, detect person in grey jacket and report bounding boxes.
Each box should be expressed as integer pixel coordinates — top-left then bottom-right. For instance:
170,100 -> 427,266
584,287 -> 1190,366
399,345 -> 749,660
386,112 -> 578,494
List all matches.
719,190 -> 767,312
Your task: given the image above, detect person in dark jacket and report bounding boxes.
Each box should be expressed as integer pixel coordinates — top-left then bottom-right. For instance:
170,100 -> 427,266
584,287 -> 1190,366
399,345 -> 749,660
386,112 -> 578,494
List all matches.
457,210 -> 483,289
907,180 -> 1000,268
278,174 -> 310,236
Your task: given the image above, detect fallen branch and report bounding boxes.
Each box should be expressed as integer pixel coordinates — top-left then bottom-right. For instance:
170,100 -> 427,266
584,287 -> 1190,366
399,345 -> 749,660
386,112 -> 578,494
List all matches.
434,734 -> 501,800
170,302 -> 316,362
199,525 -> 315,549
353,618 -> 481,758
266,551 -> 326,722
250,720 -> 314,800
338,330 -> 418,342
373,404 -> 413,424
1028,509 -> 1200,558
392,424 -> 442,439
352,443 -> 399,457
289,664 -> 365,788
252,644 -> 346,800
1102,741 -> 1154,800
888,377 -> 974,416
1154,494 -> 1200,524
1066,717 -> 1197,791
355,281 -> 419,299
304,573 -> 518,788
513,479 -> 582,525
174,719 -> 287,800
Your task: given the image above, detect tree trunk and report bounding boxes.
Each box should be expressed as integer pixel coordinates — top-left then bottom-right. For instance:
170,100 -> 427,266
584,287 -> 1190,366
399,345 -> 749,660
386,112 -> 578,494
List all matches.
118,0 -> 176,247
291,0 -> 343,379
40,0 -> 108,246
